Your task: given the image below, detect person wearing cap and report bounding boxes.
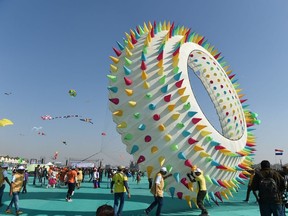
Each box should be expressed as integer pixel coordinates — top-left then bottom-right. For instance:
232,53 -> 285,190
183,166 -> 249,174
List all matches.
5,165 -> 25,215
65,166 -> 78,202
111,165 -> 130,216
251,160 -> 285,216
187,167 -> 209,216
145,166 -> 172,216
0,164 -> 11,207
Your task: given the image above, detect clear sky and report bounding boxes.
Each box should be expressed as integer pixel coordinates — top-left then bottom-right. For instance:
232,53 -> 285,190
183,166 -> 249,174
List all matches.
1,0 -> 288,166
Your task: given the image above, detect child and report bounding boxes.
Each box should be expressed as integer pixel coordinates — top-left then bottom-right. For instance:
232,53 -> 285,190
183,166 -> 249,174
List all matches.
47,174 -> 57,188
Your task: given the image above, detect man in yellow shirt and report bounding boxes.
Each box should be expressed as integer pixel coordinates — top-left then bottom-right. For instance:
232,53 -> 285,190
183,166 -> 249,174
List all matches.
111,166 -> 130,216
187,168 -> 209,216
5,166 -> 25,215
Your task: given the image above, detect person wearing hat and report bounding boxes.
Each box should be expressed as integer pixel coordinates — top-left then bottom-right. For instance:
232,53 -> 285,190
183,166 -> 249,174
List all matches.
145,166 -> 172,216
111,165 -> 130,216
187,167 -> 209,216
251,160 -> 285,216
0,164 -> 11,207
5,165 -> 25,215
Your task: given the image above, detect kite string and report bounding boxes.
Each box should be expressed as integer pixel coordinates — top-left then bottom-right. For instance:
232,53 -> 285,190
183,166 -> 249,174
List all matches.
80,101 -> 110,162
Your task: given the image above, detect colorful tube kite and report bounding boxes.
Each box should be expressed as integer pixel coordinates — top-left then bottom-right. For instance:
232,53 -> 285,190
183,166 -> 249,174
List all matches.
108,21 -> 259,206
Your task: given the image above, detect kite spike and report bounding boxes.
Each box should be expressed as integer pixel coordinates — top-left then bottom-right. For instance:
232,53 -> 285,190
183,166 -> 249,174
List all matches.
124,77 -> 133,86
141,60 -> 147,70
143,22 -> 149,33
109,56 -> 119,64
110,64 -> 118,73
109,98 -> 119,105
113,110 -> 123,117
116,41 -> 124,51
184,28 -> 191,42
125,47 -> 132,57
214,52 -> 221,59
112,47 -> 122,57
198,36 -> 205,45
157,51 -> 164,61
240,99 -> 247,104
130,33 -> 137,45
228,74 -> 236,80
127,39 -> 134,49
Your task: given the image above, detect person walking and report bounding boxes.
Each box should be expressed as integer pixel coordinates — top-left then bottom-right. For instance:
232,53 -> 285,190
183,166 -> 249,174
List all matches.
111,166 -> 131,216
251,160 -> 286,216
21,170 -> 29,193
65,166 -> 78,202
187,168 -> 209,216
145,167 -> 172,216
0,164 -> 11,207
5,166 -> 25,215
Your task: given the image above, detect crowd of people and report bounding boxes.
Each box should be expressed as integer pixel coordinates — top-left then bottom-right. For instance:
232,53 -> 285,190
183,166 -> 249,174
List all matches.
1,160 -> 288,216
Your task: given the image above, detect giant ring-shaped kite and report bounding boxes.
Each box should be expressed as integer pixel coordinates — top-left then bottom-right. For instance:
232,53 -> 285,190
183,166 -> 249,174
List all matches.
108,21 -> 259,207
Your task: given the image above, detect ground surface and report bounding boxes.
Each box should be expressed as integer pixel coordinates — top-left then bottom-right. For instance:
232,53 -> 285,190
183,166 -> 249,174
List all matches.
0,173 -> 268,216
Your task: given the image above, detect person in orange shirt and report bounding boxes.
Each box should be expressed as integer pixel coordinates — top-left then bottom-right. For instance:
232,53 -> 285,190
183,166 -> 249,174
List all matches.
65,166 -> 78,202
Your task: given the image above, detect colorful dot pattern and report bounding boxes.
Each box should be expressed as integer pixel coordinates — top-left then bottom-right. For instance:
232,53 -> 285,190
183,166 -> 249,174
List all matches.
187,51 -> 245,140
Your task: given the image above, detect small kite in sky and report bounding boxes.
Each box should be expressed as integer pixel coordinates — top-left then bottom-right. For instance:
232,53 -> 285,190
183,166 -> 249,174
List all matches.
41,114 -> 81,120
80,118 -> 93,124
32,126 -> 43,131
101,132 -> 106,136
4,92 -> 12,96
52,151 -> 58,160
0,118 -> 14,127
62,141 -> 67,145
41,115 -> 52,120
38,132 -> 46,136
68,89 -> 77,97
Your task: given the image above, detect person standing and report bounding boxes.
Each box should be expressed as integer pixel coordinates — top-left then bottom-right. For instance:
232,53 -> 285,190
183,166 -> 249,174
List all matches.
187,168 -> 209,216
111,166 -> 131,216
76,168 -> 83,189
42,166 -> 48,186
243,169 -> 258,202
5,166 -> 25,215
251,160 -> 286,216
107,168 -> 113,189
92,167 -> 100,188
65,166 -> 78,202
0,164 -> 11,207
145,167 -> 172,216
21,170 -> 29,193
33,165 -> 40,185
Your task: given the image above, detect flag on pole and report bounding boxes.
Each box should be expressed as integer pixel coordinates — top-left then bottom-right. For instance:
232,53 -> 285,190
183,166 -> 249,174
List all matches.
275,149 -> 284,155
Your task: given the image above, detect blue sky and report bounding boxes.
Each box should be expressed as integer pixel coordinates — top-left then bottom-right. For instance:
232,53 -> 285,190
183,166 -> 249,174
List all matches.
1,0 -> 288,166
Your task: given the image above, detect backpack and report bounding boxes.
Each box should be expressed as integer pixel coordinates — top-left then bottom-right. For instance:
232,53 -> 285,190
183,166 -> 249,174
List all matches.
258,171 -> 280,202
